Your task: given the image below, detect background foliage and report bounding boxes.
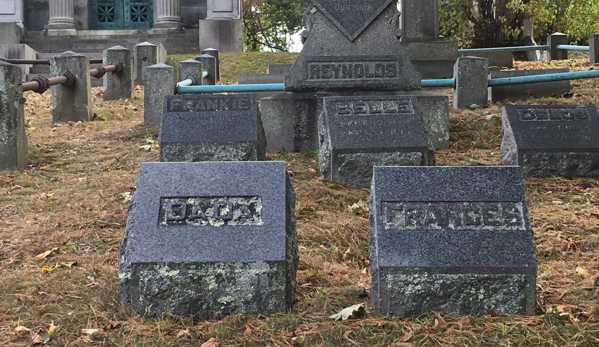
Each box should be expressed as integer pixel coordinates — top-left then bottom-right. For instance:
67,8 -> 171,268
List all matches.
242,0 -> 305,51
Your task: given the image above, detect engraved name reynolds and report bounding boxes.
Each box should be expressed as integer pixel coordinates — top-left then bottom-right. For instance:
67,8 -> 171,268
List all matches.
382,201 -> 525,231
308,61 -> 398,81
159,196 -> 263,226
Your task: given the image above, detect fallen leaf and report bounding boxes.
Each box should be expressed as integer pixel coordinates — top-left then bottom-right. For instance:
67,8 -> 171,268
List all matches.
329,303 -> 365,321
576,266 -> 589,278
35,247 -> 58,260
31,322 -> 57,345
41,265 -> 55,274
15,325 -> 31,335
176,328 -> 191,338
398,329 -> 413,342
201,337 -> 220,347
81,328 -> 99,336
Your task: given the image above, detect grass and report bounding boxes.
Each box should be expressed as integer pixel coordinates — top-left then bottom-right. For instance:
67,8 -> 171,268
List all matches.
1,53 -> 599,346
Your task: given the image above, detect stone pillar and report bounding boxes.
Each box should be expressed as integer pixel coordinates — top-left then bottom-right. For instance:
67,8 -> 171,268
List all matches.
178,59 -> 204,85
0,62 -> 27,171
153,0 -> 183,30
45,0 -> 77,35
453,57 -> 488,109
548,32 -> 568,60
103,46 -> 133,101
195,54 -> 216,85
589,34 -> 599,65
201,48 -> 219,81
401,0 -> 439,41
50,51 -> 91,123
133,42 -> 158,86
144,63 -> 174,125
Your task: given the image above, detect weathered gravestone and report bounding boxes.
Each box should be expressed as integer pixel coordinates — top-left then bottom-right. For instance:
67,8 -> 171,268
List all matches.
502,105 -> 599,178
159,94 -> 267,162
261,0 -> 450,152
370,166 -> 537,316
119,161 -> 297,318
319,95 -> 434,187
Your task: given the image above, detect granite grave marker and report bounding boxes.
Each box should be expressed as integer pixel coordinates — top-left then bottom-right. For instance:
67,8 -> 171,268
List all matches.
501,104 -> 599,178
159,94 -> 267,162
370,166 -> 537,316
319,95 -> 434,187
119,161 -> 297,318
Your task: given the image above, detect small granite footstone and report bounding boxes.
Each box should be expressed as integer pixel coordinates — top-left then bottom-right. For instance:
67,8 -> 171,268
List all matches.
119,161 -> 297,318
369,166 -> 537,316
159,94 -> 267,162
501,104 -> 599,178
319,95 -> 434,188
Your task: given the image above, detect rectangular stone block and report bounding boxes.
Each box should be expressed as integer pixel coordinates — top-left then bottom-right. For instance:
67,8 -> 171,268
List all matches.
489,69 -> 569,102
501,104 -> 599,178
319,95 -> 434,187
267,64 -> 292,75
199,19 -> 244,52
119,161 -> 298,318
370,166 -> 537,316
159,94 -> 267,162
458,51 -> 513,68
0,44 -> 37,78
402,41 -> 458,79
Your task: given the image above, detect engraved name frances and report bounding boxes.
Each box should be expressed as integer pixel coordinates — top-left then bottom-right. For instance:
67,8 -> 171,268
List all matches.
381,201 -> 525,231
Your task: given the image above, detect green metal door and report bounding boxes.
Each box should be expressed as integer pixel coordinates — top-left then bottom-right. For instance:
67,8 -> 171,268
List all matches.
90,0 -> 153,30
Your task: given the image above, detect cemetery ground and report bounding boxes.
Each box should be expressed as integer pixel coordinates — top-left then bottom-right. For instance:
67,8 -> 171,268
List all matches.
1,52 -> 599,346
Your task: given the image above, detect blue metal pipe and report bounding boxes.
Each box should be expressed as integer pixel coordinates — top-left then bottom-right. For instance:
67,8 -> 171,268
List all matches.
178,83 -> 285,93
422,78 -> 455,88
176,78 -> 194,87
458,45 -> 549,53
488,69 -> 599,87
556,44 -> 590,51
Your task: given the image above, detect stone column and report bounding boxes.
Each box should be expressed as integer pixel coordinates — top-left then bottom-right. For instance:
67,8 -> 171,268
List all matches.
0,62 -> 27,171
144,63 -> 174,125
453,56 -> 489,109
133,42 -> 158,86
46,0 -> 77,35
50,51 -> 92,123
589,34 -> 599,65
178,59 -> 204,85
153,0 -> 183,30
103,46 -> 134,101
548,32 -> 568,60
195,54 -> 216,85
401,0 -> 439,41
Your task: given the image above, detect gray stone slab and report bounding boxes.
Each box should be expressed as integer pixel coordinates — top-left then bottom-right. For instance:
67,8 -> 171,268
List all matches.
238,74 -> 285,84
319,95 -> 434,187
370,166 -> 537,316
285,2 -> 420,92
159,94 -> 267,162
459,51 -> 513,69
103,45 -> 134,101
143,63 -> 174,126
401,0 -> 439,41
267,64 -> 292,75
402,41 -> 458,79
453,57 -> 488,109
489,69 -> 570,102
119,161 -> 297,318
133,42 -> 158,86
260,90 -> 448,152
501,104 -> 599,178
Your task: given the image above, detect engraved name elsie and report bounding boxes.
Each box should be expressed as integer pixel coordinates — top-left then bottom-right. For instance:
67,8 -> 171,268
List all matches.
308,61 -> 398,80
382,201 -> 525,231
159,196 -> 262,226
518,108 -> 590,121
168,97 -> 252,112
332,99 -> 413,116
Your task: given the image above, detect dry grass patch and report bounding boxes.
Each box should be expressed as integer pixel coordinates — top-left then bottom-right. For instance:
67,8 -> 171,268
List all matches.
1,55 -> 599,346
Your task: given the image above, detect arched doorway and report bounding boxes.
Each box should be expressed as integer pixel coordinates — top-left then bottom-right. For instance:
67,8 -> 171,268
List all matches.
90,0 -> 153,29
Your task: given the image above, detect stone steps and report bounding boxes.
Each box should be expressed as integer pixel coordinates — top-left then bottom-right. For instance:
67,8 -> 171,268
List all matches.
22,29 -> 200,56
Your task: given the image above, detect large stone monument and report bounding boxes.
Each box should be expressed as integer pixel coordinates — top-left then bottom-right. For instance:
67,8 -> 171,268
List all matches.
501,104 -> 599,178
119,161 -> 298,318
370,166 -> 537,316
261,0 -> 449,152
